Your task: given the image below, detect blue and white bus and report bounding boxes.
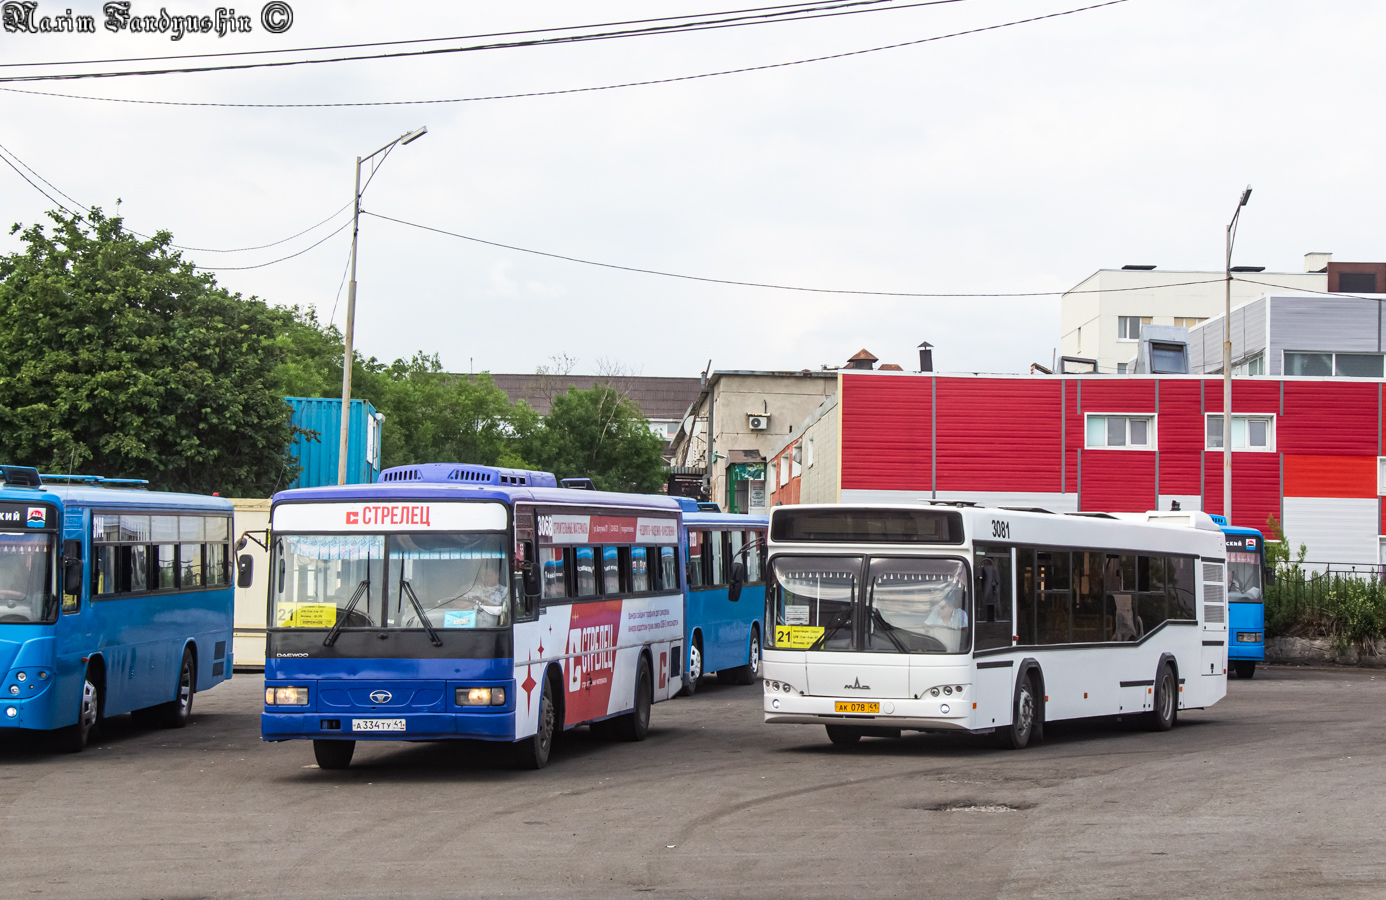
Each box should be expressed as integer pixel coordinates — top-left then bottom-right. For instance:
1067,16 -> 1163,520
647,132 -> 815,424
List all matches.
677,503 -> 767,693
1218,522 -> 1266,679
262,463 -> 689,769
0,467 -> 236,751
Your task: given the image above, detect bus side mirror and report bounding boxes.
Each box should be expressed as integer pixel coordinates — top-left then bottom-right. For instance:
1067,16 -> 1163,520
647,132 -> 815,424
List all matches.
236,554 -> 254,589
1263,565 -> 1275,586
729,561 -> 746,603
61,539 -> 83,596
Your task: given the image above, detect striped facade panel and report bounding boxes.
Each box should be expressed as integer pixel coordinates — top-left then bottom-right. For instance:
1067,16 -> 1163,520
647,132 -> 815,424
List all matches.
1076,379 -> 1157,512
935,378 -> 1063,493
1157,380 -> 1203,495
840,374 -> 931,491
1269,297 -> 1383,376
1201,379 -> 1283,418
1283,455 -> 1377,498
1279,381 -> 1378,455
1282,497 -> 1380,567
1065,380 -> 1080,495
1201,452 -> 1280,531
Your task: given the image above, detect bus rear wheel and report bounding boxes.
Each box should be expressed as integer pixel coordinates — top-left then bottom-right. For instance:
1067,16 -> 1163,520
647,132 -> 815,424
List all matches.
1146,665 -> 1177,732
1233,661 -> 1256,679
159,648 -> 196,729
997,674 -> 1036,750
723,628 -> 761,686
825,725 -> 862,746
611,655 -> 653,742
313,739 -> 356,770
681,638 -> 703,696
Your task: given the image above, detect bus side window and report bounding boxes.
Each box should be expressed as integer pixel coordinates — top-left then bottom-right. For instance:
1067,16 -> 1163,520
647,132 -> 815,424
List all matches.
972,545 -> 1012,651
601,546 -> 620,595
1169,556 -> 1197,619
61,539 -> 83,614
541,547 -> 567,601
746,531 -> 763,583
630,547 -> 649,592
708,532 -> 725,587
575,547 -> 598,597
687,532 -> 705,588
660,547 -> 678,591
1016,548 -> 1035,644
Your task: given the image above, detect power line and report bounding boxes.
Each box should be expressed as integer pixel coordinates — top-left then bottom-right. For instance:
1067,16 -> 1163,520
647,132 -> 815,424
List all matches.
0,137 -> 350,255
363,209 -> 1227,299
0,0 -> 1131,108
0,0 -> 984,83
192,219 -> 353,271
0,0 -> 901,70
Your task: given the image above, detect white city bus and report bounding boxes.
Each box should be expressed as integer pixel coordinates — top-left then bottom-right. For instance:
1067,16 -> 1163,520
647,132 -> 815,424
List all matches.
761,504 -> 1228,748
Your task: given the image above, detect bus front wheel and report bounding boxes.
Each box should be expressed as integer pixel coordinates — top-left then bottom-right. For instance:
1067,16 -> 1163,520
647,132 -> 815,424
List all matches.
56,673 -> 101,753
997,674 -> 1036,750
313,739 -> 356,770
1233,661 -> 1256,679
514,675 -> 556,769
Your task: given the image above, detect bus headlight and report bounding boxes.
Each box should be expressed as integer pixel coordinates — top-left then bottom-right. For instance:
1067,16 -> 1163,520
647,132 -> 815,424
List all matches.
266,686 -> 309,705
458,687 -> 506,706
939,703 -> 950,714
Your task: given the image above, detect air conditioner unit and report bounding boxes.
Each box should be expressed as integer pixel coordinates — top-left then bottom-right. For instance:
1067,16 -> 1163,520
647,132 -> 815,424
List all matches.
747,414 -> 770,431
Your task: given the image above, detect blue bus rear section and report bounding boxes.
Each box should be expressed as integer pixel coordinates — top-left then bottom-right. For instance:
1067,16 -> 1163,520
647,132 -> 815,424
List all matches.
1218,521 -> 1265,676
0,473 -> 235,746
677,501 -> 767,690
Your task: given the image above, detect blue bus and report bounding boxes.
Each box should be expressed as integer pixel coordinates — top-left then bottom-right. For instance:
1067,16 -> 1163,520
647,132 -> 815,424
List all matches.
676,502 -> 767,694
0,467 -> 237,751
261,463 -> 692,769
1215,518 -> 1266,678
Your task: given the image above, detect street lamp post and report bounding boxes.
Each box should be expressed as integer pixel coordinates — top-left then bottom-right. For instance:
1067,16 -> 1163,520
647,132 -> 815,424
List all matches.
1223,185 -> 1252,521
338,126 -> 427,485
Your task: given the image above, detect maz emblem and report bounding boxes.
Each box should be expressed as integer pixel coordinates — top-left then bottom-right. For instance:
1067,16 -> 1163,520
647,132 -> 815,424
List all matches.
843,677 -> 871,691
369,690 -> 393,704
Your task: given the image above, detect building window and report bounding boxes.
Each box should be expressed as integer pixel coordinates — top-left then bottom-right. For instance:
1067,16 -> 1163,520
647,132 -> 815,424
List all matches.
1085,415 -> 1155,449
1206,414 -> 1275,451
805,438 -> 815,468
1117,316 -> 1152,341
1116,363 -> 1128,374
1379,458 -> 1386,497
1338,272 -> 1379,293
1284,351 -> 1385,378
1173,317 -> 1206,328
1149,342 -> 1188,374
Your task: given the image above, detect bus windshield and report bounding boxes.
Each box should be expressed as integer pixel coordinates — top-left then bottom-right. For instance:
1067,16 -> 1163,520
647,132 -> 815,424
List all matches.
0,533 -> 56,625
1227,550 -> 1262,602
272,533 -> 510,630
769,556 -> 970,653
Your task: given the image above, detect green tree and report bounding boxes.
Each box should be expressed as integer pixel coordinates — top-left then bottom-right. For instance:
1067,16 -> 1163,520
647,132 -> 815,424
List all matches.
0,208 -> 299,495
521,385 -> 666,493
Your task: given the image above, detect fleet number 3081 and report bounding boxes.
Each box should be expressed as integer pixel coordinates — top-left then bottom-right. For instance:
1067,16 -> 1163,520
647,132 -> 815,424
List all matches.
991,519 -> 1010,539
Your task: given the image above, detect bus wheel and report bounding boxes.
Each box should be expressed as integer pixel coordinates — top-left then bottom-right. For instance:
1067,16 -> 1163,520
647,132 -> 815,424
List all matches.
1233,661 -> 1256,679
313,739 -> 356,770
725,628 -> 762,686
515,676 -> 556,769
612,655 -> 653,742
681,638 -> 703,696
160,648 -> 196,729
56,673 -> 101,753
826,725 -> 862,746
997,674 -> 1036,750
1146,665 -> 1177,732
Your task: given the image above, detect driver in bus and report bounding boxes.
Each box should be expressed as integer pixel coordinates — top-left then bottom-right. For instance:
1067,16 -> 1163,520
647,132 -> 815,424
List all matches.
460,560 -> 509,625
924,593 -> 968,630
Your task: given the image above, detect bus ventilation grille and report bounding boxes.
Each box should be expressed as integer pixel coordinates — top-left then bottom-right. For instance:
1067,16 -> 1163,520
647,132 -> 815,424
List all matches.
376,463 -> 558,488
380,468 -> 423,482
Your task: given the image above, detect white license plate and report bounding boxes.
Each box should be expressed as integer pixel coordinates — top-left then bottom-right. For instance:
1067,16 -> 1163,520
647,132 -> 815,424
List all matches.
352,718 -> 406,732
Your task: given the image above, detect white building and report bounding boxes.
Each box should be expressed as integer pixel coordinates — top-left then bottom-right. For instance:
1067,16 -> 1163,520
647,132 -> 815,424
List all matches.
1060,256 -> 1330,374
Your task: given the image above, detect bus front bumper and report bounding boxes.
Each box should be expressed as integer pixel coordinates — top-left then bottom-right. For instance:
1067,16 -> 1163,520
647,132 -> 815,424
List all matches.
763,693 -> 976,732
262,711 -> 516,742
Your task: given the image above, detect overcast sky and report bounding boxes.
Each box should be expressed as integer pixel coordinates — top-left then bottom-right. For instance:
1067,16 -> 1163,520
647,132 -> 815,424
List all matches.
2,0 -> 1382,377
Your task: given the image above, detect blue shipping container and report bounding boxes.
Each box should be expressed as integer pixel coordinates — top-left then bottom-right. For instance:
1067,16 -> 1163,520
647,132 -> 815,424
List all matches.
285,397 -> 382,488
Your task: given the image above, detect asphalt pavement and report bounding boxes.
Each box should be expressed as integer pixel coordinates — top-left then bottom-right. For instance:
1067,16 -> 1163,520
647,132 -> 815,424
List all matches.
0,666 -> 1382,900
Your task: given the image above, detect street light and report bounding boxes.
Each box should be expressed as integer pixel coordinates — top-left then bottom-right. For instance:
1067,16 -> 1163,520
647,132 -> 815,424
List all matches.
1223,185 -> 1252,521
338,126 -> 427,485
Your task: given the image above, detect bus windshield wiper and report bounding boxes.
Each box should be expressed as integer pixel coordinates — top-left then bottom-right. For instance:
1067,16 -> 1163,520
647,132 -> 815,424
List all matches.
399,579 -> 443,647
868,606 -> 909,653
809,609 -> 853,650
323,579 -> 370,647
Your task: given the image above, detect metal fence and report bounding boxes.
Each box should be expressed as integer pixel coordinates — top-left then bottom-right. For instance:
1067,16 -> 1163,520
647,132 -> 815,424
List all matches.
1266,561 -> 1386,641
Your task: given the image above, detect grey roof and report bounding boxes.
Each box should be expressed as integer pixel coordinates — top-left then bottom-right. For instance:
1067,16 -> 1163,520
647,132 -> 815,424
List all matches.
485,373 -> 703,421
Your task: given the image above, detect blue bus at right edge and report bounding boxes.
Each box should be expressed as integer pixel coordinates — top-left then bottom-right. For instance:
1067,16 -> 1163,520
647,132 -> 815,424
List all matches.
1219,522 -> 1266,678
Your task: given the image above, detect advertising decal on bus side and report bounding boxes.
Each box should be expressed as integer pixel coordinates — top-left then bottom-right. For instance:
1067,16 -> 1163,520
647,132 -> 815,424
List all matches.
536,514 -> 679,545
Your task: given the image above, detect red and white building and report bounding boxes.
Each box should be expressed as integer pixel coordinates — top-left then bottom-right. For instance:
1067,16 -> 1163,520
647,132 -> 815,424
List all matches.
769,371 -> 1385,566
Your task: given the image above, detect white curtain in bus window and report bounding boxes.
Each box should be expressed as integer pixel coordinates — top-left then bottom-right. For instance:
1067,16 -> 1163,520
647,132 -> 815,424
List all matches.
601,547 -> 620,594
205,516 -> 230,586
686,532 -> 705,588
708,533 -> 725,586
386,533 -> 508,628
630,547 -> 650,592
575,547 -> 598,597
152,516 -> 178,589
867,559 -> 970,654
274,535 -> 384,628
0,533 -> 52,623
542,547 -> 566,600
745,532 -> 763,583
769,557 -> 858,650
179,516 -> 205,588
92,514 -> 119,595
729,531 -> 744,580
1227,551 -> 1262,602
